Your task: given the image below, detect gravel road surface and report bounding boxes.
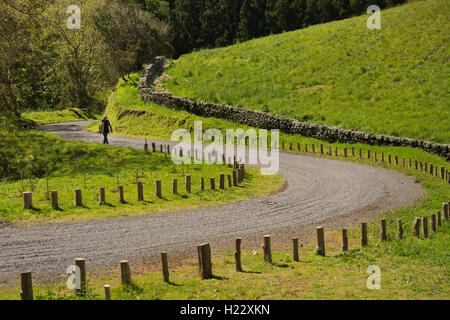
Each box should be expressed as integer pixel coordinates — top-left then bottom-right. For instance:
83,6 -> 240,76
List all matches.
0,121 -> 424,282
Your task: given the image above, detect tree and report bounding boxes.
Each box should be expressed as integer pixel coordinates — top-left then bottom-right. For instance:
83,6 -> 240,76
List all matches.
93,0 -> 172,83
304,0 -> 318,26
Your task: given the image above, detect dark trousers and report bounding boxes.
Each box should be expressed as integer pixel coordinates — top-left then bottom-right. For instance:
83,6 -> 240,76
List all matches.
103,133 -> 109,144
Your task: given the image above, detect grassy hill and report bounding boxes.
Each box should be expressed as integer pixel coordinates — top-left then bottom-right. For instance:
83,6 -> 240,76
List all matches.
161,0 -> 449,144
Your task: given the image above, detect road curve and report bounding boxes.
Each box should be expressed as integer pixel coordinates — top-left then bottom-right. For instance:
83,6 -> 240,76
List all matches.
0,121 -> 424,281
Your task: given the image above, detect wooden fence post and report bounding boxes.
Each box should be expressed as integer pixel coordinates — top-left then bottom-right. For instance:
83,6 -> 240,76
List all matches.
152,142 -> 156,152
51,190 -> 59,209
137,181 -> 144,201
99,187 -> 106,205
380,219 -> 387,242
201,177 -> 205,191
290,142 -> 293,151
443,203 -> 449,220
20,271 -> 33,300
342,229 -> 348,252
227,174 -> 232,187
422,217 -> 428,238
155,180 -> 162,198
343,148 -> 347,157
412,217 -> 421,237
235,238 -> 242,272
232,170 -> 238,186
263,235 -> 272,263
304,144 -> 308,153
328,145 -> 332,156
185,174 -> 191,193
316,227 -> 325,256
237,166 -> 242,183
297,143 -> 301,151
352,147 -> 355,157
119,186 -> 125,204
367,150 -> 370,160
104,285 -> 111,300
381,151 -> 384,162
397,219 -> 403,240
430,213 -> 436,233
361,223 -> 368,247
75,258 -> 87,294
388,155 -> 392,164
210,177 -> 216,190
334,146 -> 338,156
219,174 -> 225,189
144,140 -> 148,152
395,156 -> 399,166
311,144 -> 315,154
437,210 -> 442,227
374,150 -> 377,162
359,149 -> 362,159
161,252 -> 170,283
197,243 -> 212,279
440,167 -> 445,179
172,179 -> 177,195
74,189 -> 82,206
120,260 -> 131,285
22,192 -> 32,210
292,238 -> 299,261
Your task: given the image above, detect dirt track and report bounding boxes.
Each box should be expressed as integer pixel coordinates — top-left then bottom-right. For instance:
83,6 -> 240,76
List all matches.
0,121 -> 424,282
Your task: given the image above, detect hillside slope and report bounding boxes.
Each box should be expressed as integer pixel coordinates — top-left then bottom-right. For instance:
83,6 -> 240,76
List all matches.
162,0 -> 449,144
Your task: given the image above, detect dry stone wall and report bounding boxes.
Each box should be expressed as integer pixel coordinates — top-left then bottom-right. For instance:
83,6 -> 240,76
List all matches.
139,56 -> 450,160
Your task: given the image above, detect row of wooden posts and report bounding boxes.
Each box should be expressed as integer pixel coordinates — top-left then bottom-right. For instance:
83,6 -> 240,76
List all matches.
317,201 -> 450,256
22,164 -> 246,210
280,141 -> 450,184
19,200 -> 449,300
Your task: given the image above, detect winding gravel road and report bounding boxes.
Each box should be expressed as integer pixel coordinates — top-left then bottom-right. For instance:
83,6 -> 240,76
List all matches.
0,121 -> 424,282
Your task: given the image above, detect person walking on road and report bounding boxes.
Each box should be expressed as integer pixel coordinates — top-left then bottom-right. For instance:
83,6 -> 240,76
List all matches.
99,116 -> 113,145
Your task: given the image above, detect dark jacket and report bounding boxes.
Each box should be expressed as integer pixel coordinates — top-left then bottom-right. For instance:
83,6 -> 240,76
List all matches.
101,120 -> 113,134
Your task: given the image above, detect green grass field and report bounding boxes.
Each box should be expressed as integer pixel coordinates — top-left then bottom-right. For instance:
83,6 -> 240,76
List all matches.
161,0 -> 449,144
0,129 -> 283,224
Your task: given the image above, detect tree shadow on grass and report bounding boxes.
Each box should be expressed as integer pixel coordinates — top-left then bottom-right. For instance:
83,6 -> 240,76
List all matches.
240,270 -> 261,274
166,281 -> 183,287
211,274 -> 229,281
272,262 -> 290,268
102,203 -> 116,208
